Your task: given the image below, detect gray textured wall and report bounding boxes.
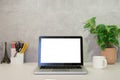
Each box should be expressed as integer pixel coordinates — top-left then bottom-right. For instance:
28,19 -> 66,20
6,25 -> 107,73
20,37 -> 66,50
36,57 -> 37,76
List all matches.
0,0 -> 120,62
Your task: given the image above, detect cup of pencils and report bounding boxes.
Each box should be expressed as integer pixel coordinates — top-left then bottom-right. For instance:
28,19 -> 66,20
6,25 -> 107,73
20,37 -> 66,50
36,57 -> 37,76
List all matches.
10,41 -> 28,64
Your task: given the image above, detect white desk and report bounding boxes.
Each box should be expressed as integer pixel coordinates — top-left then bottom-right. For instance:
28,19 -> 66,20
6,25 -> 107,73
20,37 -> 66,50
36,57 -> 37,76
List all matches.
0,63 -> 120,80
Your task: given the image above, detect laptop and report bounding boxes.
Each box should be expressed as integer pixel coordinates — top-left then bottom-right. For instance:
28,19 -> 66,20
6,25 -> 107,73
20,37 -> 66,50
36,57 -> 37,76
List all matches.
34,36 -> 88,75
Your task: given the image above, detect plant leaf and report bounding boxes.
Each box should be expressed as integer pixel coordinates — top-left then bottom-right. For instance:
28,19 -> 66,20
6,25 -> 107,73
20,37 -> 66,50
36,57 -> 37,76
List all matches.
84,17 -> 96,29
117,29 -> 120,36
84,23 -> 91,28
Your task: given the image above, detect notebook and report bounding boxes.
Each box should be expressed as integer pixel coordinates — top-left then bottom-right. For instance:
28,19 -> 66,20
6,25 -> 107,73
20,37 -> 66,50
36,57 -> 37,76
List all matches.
34,36 -> 88,75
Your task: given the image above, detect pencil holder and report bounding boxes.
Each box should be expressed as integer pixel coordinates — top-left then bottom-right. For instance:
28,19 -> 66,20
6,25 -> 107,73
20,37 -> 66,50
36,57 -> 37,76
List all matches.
11,53 -> 24,64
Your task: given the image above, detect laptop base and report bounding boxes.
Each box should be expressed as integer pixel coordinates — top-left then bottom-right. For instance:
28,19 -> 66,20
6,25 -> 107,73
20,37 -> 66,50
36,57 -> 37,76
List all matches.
34,66 -> 88,75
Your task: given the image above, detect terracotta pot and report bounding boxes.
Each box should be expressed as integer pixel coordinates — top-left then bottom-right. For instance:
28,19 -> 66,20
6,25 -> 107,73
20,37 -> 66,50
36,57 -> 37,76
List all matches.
101,48 -> 117,64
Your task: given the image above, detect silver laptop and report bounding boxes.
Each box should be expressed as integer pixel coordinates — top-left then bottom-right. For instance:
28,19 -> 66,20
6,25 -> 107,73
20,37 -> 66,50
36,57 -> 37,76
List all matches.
34,36 -> 88,75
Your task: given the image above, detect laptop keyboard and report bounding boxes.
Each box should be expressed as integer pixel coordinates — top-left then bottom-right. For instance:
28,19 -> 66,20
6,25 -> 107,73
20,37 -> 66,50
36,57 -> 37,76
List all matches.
40,66 -> 82,69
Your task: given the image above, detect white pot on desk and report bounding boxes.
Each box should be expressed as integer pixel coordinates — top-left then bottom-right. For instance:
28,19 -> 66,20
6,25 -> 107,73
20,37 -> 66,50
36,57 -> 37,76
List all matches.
11,53 -> 24,64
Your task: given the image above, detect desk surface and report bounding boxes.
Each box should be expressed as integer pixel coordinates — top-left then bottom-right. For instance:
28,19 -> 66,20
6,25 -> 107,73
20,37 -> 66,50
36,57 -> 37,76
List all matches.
0,63 -> 120,80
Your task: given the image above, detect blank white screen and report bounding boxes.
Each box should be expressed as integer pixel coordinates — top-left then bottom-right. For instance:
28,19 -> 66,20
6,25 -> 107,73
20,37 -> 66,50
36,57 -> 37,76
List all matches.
41,38 -> 81,63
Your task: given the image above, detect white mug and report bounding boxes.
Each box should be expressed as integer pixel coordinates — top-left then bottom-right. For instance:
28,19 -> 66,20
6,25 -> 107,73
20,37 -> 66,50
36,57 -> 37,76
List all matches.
93,56 -> 107,69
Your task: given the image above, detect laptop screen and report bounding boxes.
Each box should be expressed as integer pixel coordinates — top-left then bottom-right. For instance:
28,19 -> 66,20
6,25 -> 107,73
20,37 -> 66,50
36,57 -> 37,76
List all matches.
38,36 -> 83,66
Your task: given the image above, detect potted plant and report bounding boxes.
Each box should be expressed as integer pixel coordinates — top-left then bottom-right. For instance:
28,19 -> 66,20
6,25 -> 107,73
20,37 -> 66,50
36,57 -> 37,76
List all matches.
84,17 -> 120,64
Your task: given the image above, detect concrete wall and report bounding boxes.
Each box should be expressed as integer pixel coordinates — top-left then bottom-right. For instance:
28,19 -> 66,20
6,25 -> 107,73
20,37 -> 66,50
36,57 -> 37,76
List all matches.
0,0 -> 120,62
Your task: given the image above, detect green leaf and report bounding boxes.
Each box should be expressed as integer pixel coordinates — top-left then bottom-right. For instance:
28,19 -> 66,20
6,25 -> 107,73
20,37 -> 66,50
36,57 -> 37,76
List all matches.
100,42 -> 106,50
108,25 -> 118,32
90,17 -> 96,27
85,17 -> 96,29
84,23 -> 91,28
96,24 -> 106,33
90,28 -> 96,34
112,38 -> 119,46
97,39 -> 103,45
106,25 -> 111,32
117,29 -> 120,36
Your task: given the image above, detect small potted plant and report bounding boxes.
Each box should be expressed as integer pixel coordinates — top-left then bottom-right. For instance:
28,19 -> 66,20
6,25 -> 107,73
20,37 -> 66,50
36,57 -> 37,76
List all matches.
84,17 -> 120,64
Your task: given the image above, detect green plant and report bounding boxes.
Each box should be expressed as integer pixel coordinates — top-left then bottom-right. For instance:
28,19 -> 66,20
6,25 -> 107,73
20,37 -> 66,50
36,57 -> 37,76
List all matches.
84,17 -> 120,50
